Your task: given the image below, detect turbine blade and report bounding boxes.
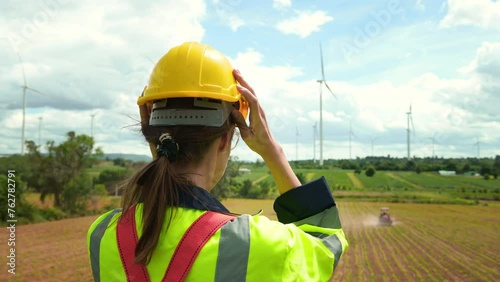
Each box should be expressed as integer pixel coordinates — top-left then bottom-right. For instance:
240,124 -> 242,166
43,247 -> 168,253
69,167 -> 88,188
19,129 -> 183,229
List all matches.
16,52 -> 27,86
320,43 -> 325,81
26,87 -> 47,96
324,82 -> 337,99
145,55 -> 155,64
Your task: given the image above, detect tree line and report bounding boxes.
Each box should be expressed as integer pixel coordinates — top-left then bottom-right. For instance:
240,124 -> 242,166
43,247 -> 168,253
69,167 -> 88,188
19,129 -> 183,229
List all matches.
291,155 -> 500,179
0,132 -> 104,224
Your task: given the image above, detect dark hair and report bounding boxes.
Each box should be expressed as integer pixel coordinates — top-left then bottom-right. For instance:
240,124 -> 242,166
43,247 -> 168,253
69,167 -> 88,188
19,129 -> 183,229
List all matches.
121,98 -> 233,265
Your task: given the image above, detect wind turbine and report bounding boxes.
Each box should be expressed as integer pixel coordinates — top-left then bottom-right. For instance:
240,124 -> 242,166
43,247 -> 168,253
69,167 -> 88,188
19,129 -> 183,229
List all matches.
428,133 -> 438,158
91,114 -> 96,138
406,104 -> 415,159
473,137 -> 480,158
317,43 -> 337,166
369,136 -> 378,157
312,122 -> 318,163
348,121 -> 357,160
18,53 -> 47,155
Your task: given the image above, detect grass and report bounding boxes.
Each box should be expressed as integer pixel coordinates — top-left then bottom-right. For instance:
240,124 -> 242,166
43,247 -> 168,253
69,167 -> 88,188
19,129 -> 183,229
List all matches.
356,171 -> 414,190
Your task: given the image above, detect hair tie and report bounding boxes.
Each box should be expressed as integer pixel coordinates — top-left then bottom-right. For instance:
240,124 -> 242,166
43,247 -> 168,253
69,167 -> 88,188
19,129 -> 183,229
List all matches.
156,133 -> 179,161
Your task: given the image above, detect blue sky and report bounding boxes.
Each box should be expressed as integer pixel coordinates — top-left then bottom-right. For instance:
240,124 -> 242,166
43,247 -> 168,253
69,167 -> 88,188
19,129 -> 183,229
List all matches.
0,0 -> 499,161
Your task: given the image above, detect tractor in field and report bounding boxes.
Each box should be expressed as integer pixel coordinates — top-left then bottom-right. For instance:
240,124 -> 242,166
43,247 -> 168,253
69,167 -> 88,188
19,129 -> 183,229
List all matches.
378,207 -> 393,226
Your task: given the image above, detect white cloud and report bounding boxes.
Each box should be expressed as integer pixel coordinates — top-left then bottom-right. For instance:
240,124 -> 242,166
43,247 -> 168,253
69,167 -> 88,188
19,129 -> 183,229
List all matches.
459,42 -> 500,77
416,0 -> 425,11
227,15 -> 245,31
226,43 -> 500,160
212,0 -> 245,31
275,10 -> 333,38
440,0 -> 500,29
1,2 -> 498,160
273,0 -> 292,10
0,0 -> 206,156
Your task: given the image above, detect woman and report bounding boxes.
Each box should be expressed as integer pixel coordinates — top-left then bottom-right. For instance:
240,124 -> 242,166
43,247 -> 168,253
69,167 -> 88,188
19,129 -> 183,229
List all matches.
87,42 -> 348,282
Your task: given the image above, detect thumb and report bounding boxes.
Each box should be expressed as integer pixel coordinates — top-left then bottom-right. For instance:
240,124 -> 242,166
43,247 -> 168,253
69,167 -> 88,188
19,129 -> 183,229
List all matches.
230,110 -> 253,139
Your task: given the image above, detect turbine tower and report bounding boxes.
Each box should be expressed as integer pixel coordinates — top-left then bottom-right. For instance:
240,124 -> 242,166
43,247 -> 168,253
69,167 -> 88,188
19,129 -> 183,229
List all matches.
348,121 -> 357,160
18,53 -> 47,155
406,104 -> 415,159
313,122 -> 318,163
91,114 -> 96,138
428,133 -> 438,158
369,136 -> 378,157
316,43 -> 337,166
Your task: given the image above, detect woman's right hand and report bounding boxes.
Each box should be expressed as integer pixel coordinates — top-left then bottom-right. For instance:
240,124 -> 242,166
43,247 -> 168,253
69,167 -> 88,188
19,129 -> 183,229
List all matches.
231,69 -> 301,193
231,69 -> 281,160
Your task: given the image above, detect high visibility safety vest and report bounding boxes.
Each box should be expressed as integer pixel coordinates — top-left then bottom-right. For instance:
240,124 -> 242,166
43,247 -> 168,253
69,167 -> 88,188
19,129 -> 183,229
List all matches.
87,177 -> 348,281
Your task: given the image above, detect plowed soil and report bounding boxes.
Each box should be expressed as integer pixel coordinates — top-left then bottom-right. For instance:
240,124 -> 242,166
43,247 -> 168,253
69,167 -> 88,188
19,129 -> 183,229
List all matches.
2,200 -> 499,281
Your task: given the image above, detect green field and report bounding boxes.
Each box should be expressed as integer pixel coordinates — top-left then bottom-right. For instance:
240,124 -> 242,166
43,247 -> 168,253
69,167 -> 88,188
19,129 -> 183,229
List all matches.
75,163 -> 500,210
232,166 -> 500,204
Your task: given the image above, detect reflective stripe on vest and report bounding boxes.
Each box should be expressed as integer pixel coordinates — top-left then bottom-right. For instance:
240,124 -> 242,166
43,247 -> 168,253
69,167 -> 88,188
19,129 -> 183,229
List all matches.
116,205 -> 236,282
89,208 -> 122,282
215,215 -> 250,282
307,232 -> 343,269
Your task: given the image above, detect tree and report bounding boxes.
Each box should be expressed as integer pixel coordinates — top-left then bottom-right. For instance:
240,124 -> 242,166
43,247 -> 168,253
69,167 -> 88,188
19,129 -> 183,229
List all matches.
60,174 -> 93,215
258,181 -> 271,198
480,164 -> 492,176
239,180 -> 253,198
0,174 -> 37,223
463,163 -> 471,173
295,173 -> 306,184
443,159 -> 457,171
97,168 -> 131,194
365,166 -> 376,177
415,166 -> 422,174
26,132 -> 102,210
493,155 -> 500,178
212,156 -> 241,200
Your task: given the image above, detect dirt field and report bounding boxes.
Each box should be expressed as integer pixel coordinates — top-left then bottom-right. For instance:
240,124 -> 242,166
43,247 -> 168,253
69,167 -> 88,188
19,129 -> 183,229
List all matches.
2,199 -> 499,281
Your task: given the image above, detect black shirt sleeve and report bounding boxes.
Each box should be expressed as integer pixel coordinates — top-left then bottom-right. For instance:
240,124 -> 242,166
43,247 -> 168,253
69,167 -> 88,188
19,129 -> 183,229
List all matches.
273,176 -> 336,224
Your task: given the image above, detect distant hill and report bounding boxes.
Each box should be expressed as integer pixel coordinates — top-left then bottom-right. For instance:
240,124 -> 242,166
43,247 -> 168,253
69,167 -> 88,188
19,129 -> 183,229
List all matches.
102,153 -> 152,162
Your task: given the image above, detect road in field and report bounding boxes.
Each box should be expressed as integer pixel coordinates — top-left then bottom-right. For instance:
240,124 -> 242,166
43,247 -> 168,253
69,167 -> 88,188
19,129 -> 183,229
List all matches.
346,172 -> 365,188
385,172 -> 424,190
2,200 -> 498,281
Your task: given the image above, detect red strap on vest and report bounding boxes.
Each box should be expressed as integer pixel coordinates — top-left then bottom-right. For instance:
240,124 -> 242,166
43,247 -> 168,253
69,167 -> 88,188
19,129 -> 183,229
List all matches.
117,204 -> 150,282
162,211 -> 236,281
116,205 -> 236,282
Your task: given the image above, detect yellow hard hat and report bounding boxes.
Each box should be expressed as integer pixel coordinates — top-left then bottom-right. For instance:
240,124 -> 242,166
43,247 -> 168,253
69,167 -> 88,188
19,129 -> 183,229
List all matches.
137,42 -> 248,123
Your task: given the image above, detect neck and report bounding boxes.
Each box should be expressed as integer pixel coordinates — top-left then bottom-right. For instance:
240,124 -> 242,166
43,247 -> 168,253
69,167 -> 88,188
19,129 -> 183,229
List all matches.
173,143 -> 219,191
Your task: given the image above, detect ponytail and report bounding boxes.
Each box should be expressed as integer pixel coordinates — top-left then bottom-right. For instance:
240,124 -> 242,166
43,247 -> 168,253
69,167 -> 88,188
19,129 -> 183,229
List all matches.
120,115 -> 233,265
121,155 -> 187,265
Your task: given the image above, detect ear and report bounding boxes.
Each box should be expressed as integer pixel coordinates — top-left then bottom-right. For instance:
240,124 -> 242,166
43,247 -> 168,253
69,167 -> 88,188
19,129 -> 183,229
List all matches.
218,131 -> 232,152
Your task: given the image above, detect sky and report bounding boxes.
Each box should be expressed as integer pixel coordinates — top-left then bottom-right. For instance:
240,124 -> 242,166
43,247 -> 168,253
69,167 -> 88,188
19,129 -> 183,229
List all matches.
0,0 -> 499,162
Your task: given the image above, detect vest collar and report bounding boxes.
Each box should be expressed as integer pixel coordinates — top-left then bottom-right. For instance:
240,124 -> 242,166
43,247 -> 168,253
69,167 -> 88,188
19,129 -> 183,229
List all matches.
178,185 -> 230,213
